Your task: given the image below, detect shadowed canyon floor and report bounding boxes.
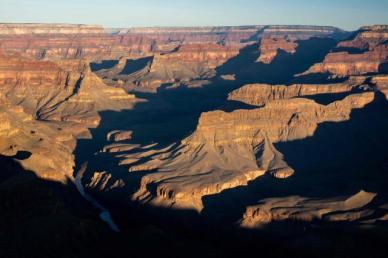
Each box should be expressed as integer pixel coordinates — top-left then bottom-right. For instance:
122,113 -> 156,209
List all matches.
1,23 -> 388,258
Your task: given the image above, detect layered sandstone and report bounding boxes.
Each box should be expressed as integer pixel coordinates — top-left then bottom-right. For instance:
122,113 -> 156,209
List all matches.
0,24 -> 343,61
228,83 -> 355,106
241,190 -> 377,227
304,25 -> 388,76
261,25 -> 345,39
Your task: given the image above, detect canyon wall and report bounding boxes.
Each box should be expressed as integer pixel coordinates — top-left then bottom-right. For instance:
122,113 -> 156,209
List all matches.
304,25 -> 388,76
1,23 -> 387,231
0,24 -> 343,61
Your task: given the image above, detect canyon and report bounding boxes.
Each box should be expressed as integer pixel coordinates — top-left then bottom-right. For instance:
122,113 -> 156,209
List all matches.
0,23 -> 387,258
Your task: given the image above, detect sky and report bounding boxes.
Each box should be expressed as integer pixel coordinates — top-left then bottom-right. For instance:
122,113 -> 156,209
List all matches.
0,0 -> 387,31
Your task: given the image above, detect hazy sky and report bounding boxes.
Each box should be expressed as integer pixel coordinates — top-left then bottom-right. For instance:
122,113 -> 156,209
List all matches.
1,0 -> 387,30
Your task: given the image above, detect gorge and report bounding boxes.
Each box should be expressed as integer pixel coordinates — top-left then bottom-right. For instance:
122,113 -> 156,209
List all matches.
0,23 -> 387,258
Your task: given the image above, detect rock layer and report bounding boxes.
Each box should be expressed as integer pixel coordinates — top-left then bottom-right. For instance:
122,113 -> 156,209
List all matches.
241,191 -> 377,227
0,52 -> 140,125
304,25 -> 388,76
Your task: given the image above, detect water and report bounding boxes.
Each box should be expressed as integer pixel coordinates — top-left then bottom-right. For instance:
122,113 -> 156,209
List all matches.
74,163 -> 120,232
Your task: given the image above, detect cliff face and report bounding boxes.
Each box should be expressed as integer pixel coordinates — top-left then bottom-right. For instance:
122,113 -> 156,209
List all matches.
304,25 -> 388,76
0,52 -> 139,125
242,191 -> 378,227
228,83 -> 355,106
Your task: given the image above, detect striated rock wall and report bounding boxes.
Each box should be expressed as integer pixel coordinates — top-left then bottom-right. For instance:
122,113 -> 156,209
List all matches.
0,53 -> 140,125
241,191 -> 377,227
228,83 -> 355,106
0,24 -> 343,61
195,92 -> 374,144
304,25 -> 388,76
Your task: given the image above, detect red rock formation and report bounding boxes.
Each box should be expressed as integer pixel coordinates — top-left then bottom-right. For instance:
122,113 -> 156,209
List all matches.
304,25 -> 388,76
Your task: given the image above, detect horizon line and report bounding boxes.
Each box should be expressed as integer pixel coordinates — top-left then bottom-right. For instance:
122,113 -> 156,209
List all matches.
2,22 -> 381,32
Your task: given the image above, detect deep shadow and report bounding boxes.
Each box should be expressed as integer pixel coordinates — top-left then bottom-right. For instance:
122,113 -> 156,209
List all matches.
379,62 -> 388,74
302,87 -> 365,105
119,56 -> 154,75
12,150 -> 32,160
74,36 -> 351,215
2,153 -> 388,258
293,72 -> 349,84
217,37 -> 337,85
0,154 -> 115,258
219,100 -> 261,112
90,60 -> 119,72
332,46 -> 369,54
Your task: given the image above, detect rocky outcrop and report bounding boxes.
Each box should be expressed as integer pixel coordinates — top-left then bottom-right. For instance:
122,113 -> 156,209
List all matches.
241,190 -> 377,227
304,25 -> 388,76
228,83 -> 355,106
